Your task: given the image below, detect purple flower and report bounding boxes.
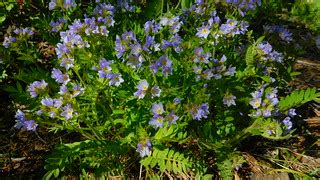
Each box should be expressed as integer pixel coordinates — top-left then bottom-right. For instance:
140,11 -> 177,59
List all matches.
59,85 -> 68,95
14,110 -> 38,131
251,88 -> 264,99
151,86 -> 161,98
107,73 -> 124,86
202,69 -> 213,80
115,35 -> 127,58
50,18 -> 67,32
144,20 -> 160,34
151,102 -> 164,115
41,97 -> 63,108
224,66 -> 236,76
223,94 -> 236,107
93,3 -> 115,17
51,68 -> 70,84
60,58 -> 74,70
262,109 -> 272,117
249,97 -> 262,109
257,42 -> 273,54
149,115 -> 164,129
60,104 -> 74,120
220,19 -> 238,35
288,109 -> 297,117
143,35 -> 155,52
130,43 -> 142,56
137,140 -> 152,157
49,0 -> 56,10
190,103 -> 210,121
196,25 -> 211,39
28,80 -> 48,98
122,31 -> 136,42
63,0 -> 77,10
282,117 -> 292,130
193,47 -> 211,64
127,55 -> 145,69
97,58 -> 112,78
72,83 -> 84,98
165,112 -> 179,125
2,36 -> 17,48
134,80 -> 149,99
55,43 -> 70,58
173,98 -> 181,104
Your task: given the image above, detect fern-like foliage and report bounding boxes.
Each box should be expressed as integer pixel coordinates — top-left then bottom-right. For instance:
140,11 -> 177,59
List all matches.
43,140 -> 129,179
278,87 -> 320,110
140,148 -> 192,176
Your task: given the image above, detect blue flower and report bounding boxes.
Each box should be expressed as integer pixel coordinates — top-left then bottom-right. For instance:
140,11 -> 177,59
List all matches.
2,36 -> 17,48
60,57 -> 74,70
51,68 -> 70,85
151,102 -> 164,115
130,43 -> 142,56
134,80 -> 149,99
257,42 -> 273,54
97,58 -> 113,78
149,115 -> 165,129
137,140 -> 152,157
165,112 -> 179,125
288,108 -> 297,117
196,25 -> 211,39
190,103 -> 209,121
63,0 -> 77,10
28,80 -> 48,98
60,104 -> 74,120
223,93 -> 236,107
150,86 -> 161,98
144,20 -> 161,34
49,0 -> 56,10
107,73 -> 124,86
14,110 -> 38,131
282,117 -> 292,130
50,18 -> 67,32
41,97 -> 63,108
249,97 -> 262,109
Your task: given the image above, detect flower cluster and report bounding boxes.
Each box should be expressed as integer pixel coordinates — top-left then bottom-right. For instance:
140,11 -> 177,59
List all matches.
150,55 -> 173,76
117,0 -> 136,12
50,18 -> 67,32
220,19 -> 248,37
49,0 -> 77,11
257,42 -> 284,63
149,102 -> 179,129
263,25 -> 293,43
249,87 -> 279,117
14,110 -> 38,131
281,108 -> 297,130
93,58 -> 124,87
2,27 -> 33,48
193,53 -> 236,81
195,15 -> 220,39
134,80 -> 161,99
225,0 -> 262,15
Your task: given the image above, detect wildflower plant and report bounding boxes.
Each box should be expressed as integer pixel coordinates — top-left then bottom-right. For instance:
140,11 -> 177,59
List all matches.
2,0 -> 320,179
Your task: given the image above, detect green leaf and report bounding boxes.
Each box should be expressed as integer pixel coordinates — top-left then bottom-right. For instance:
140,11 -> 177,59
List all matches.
278,87 -> 320,110
0,16 -> 6,24
245,45 -> 255,66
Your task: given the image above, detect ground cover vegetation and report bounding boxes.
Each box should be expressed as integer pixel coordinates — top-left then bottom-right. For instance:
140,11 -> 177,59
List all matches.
0,0 -> 319,179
